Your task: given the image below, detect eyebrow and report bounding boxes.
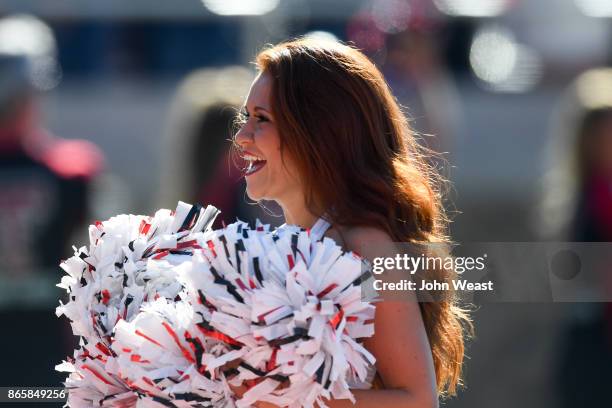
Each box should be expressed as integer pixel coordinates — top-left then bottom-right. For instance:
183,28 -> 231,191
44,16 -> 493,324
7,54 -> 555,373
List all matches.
254,106 -> 271,114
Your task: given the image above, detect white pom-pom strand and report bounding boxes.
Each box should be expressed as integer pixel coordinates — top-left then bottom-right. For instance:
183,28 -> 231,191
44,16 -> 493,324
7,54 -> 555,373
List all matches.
111,298 -> 236,407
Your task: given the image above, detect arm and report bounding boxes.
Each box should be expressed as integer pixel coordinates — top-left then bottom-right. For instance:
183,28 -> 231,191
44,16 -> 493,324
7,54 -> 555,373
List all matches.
326,226 -> 439,408
323,299 -> 439,408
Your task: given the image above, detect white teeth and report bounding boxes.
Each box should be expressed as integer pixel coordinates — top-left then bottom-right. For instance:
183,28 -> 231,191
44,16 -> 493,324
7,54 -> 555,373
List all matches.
242,153 -> 266,176
243,154 -> 265,161
245,159 -> 266,175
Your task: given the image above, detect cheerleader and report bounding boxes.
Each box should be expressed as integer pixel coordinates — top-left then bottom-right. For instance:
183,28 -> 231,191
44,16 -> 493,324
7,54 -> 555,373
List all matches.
233,38 -> 471,408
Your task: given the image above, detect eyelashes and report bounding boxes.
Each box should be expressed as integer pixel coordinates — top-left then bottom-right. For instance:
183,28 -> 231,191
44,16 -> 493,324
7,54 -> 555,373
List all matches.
239,107 -> 248,121
239,108 -> 269,124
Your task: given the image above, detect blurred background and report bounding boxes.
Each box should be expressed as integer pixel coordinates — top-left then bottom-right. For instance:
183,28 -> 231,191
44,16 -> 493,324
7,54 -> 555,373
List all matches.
1,0 -> 611,406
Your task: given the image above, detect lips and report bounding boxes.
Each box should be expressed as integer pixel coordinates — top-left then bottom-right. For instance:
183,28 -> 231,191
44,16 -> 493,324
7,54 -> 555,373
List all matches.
241,151 -> 267,177
245,159 -> 266,176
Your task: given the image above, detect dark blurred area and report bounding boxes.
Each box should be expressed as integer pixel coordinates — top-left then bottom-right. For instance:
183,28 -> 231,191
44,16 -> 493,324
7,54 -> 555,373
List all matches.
0,0 -> 611,406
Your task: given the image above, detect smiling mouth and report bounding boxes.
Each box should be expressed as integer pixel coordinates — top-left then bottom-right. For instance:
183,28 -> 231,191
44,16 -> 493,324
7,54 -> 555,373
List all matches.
242,153 -> 267,176
245,160 -> 266,176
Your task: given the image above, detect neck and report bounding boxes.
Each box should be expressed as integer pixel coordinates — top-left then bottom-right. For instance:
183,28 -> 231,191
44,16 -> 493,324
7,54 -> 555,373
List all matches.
278,196 -> 319,229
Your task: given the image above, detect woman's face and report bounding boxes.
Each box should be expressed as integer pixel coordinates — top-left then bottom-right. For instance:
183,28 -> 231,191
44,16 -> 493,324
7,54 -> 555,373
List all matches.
235,73 -> 302,204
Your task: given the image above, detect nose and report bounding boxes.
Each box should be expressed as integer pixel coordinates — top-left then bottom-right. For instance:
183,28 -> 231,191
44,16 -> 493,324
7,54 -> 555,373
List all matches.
234,124 -> 253,149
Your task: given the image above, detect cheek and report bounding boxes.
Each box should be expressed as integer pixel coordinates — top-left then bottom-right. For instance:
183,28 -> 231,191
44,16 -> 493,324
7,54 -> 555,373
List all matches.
277,155 -> 302,186
269,154 -> 288,182
261,136 -> 284,175
257,129 -> 301,186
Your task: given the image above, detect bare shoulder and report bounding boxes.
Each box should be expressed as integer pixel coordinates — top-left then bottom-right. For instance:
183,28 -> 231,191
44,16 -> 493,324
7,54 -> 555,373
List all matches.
345,226 -> 394,244
327,225 -> 395,258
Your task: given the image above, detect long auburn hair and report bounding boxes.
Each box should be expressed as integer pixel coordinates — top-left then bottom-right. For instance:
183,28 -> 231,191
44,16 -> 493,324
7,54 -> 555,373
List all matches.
251,37 -> 471,396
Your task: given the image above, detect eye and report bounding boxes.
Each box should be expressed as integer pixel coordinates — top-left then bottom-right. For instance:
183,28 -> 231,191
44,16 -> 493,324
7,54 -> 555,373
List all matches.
238,108 -> 249,124
255,114 -> 269,123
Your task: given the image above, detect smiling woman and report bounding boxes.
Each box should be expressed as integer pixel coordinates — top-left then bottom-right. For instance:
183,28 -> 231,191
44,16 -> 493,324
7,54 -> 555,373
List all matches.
235,73 -> 305,210
233,37 -> 472,408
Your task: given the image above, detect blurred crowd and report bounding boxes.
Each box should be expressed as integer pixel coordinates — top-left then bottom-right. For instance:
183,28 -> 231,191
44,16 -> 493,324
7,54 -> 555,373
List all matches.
0,1 -> 611,407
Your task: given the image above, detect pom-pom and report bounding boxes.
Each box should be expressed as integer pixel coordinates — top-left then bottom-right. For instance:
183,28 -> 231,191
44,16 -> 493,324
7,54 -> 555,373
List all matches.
180,222 -> 376,408
56,201 -> 219,343
56,338 -> 136,407
56,202 -> 220,405
111,298 -> 237,407
57,205 -> 377,408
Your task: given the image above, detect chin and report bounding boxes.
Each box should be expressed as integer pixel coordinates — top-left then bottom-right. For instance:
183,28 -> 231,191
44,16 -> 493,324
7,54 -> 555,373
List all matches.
245,185 -> 265,202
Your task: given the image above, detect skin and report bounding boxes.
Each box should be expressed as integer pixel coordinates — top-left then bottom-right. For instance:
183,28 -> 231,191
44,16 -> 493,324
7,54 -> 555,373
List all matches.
234,73 -> 439,408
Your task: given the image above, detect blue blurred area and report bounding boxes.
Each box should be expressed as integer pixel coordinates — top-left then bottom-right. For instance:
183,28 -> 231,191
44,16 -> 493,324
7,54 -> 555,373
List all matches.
55,21 -> 242,76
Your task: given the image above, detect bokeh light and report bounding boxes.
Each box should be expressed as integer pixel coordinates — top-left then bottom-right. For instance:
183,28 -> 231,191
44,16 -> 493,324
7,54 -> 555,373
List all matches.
346,12 -> 387,54
434,0 -> 513,17
0,14 -> 56,58
29,55 -> 62,91
470,26 -> 517,84
202,0 -> 280,16
575,68 -> 612,109
469,25 -> 543,92
0,14 -> 61,91
370,0 -> 412,34
304,30 -> 340,43
575,0 -> 612,17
